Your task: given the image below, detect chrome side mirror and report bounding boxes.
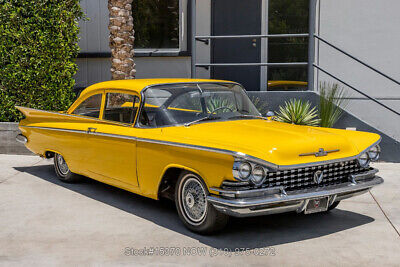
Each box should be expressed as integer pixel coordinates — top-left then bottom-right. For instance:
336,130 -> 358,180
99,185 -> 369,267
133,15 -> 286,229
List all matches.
265,111 -> 275,117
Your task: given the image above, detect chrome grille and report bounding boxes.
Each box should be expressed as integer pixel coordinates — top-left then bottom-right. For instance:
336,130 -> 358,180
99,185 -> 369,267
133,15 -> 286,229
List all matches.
222,160 -> 371,192
265,160 -> 368,191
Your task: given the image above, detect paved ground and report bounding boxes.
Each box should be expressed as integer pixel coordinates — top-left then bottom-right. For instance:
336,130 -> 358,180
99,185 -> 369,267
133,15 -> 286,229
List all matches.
0,154 -> 399,266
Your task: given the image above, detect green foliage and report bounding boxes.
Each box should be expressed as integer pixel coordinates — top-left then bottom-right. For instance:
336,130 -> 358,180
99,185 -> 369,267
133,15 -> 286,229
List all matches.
276,98 -> 320,126
206,96 -> 236,114
0,0 -> 84,122
318,82 -> 350,128
250,96 -> 269,115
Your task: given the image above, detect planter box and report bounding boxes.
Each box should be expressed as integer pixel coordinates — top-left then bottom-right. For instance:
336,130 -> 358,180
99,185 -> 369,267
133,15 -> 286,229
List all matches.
0,122 -> 33,155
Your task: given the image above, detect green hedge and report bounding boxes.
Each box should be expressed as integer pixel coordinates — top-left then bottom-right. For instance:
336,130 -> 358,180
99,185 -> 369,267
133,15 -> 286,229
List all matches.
0,0 -> 83,122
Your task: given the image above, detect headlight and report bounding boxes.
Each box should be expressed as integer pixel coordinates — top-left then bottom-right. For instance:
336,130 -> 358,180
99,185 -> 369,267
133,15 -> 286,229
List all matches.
233,160 -> 270,186
357,152 -> 370,168
367,145 -> 380,161
250,165 -> 267,185
233,161 -> 251,181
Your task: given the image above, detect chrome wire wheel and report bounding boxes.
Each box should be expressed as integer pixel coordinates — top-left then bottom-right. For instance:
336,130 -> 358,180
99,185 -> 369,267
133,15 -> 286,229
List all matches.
56,154 -> 69,176
179,176 -> 207,225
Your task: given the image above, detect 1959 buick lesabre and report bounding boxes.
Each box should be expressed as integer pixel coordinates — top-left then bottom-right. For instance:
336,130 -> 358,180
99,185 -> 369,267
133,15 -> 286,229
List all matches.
16,79 -> 383,233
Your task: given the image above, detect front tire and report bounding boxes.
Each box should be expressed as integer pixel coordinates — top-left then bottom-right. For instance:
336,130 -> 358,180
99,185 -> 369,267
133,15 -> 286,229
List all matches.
327,201 -> 340,211
175,171 -> 228,234
54,153 -> 82,183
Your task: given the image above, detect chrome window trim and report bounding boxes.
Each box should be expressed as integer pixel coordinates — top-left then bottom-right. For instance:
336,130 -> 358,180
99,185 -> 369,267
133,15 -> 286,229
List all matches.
102,92 -> 140,126
20,126 -> 381,171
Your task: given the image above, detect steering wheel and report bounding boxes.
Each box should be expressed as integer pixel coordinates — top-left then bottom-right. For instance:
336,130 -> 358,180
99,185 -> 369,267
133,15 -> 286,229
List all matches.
208,106 -> 234,115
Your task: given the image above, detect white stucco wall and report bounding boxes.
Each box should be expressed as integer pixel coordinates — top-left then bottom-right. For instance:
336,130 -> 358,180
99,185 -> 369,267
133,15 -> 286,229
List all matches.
316,0 -> 400,141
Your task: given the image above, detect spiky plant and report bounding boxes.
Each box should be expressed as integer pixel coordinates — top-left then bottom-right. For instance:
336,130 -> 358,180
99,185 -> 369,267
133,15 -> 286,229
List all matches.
319,82 -> 350,128
206,95 -> 236,114
276,98 -> 320,126
250,96 -> 269,115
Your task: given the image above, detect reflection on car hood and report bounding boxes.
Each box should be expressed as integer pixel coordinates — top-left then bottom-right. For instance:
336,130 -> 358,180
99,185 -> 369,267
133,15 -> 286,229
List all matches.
160,119 -> 380,167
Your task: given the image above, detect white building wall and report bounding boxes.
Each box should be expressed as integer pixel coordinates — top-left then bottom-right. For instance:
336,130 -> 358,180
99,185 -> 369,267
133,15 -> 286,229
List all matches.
316,0 -> 400,141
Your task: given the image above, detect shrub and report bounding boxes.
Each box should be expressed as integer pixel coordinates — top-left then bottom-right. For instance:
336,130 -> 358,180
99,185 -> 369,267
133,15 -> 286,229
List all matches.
276,98 -> 320,126
318,82 -> 350,128
0,0 -> 84,122
250,96 -> 269,115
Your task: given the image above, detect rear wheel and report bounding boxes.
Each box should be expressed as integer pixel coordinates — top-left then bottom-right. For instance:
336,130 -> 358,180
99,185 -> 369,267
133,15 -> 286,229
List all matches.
175,171 -> 228,234
54,153 -> 82,183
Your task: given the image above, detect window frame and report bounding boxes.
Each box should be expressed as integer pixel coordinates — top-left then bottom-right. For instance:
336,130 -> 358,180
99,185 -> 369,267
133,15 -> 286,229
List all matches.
101,89 -> 141,126
135,82 -> 255,129
133,0 -> 188,54
68,91 -> 105,119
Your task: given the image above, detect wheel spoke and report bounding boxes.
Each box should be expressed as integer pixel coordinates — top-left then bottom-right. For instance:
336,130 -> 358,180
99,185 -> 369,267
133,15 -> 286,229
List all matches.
181,177 -> 207,223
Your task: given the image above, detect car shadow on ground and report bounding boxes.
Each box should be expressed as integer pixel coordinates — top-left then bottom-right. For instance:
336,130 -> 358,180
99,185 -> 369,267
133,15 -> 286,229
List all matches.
15,163 -> 375,249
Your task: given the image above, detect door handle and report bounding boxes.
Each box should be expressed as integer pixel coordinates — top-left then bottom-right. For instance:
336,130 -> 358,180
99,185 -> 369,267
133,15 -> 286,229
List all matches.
87,127 -> 97,134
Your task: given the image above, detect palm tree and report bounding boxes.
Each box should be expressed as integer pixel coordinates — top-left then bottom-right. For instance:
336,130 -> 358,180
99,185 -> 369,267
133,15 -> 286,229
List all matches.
108,0 -> 136,79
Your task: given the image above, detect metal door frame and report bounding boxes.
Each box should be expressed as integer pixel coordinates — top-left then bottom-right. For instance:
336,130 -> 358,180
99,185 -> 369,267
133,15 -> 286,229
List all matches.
190,0 -> 317,91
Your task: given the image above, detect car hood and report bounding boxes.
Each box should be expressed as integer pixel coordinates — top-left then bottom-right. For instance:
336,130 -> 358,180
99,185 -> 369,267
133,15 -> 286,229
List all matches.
159,119 -> 380,167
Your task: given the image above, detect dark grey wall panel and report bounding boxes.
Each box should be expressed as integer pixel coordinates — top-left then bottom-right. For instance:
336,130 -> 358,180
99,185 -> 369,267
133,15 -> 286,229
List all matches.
79,0 -> 110,53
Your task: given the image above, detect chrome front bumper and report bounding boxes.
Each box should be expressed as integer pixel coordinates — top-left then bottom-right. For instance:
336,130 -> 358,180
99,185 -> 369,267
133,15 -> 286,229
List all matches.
207,169 -> 383,217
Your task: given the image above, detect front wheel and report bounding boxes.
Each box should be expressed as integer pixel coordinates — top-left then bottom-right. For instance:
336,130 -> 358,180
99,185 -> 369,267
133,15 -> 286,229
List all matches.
54,153 -> 82,183
327,201 -> 341,211
175,171 -> 228,234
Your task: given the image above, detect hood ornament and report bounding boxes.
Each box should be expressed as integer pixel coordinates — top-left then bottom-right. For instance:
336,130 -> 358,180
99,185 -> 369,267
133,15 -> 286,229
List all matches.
299,148 -> 340,157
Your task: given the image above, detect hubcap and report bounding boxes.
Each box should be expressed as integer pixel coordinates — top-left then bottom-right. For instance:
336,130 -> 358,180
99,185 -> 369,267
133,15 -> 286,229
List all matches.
181,177 -> 207,223
56,154 -> 69,176
185,193 -> 195,208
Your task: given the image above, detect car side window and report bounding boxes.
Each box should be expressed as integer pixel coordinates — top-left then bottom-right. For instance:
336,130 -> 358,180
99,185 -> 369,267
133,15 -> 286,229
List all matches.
103,93 -> 140,124
72,94 -> 102,118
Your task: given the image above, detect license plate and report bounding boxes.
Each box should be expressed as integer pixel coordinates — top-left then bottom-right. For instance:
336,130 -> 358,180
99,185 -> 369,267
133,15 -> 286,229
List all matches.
304,197 -> 329,214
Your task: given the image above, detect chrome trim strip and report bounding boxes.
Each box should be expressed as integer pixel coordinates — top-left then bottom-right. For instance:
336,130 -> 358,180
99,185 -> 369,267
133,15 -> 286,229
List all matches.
210,186 -> 285,198
207,176 -> 383,208
349,168 -> 378,183
20,125 -> 86,134
19,126 -> 382,171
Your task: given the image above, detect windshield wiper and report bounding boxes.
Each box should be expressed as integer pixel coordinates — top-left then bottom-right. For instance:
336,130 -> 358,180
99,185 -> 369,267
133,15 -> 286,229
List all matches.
227,114 -> 269,121
184,116 -> 221,127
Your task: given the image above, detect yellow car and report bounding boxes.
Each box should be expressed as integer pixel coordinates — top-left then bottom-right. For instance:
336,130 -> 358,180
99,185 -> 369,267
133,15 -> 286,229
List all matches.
268,80 -> 308,91
16,79 -> 383,233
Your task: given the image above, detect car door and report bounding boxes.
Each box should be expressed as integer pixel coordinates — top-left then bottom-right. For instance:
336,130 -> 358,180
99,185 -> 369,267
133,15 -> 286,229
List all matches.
65,91 -> 105,174
84,90 -> 140,187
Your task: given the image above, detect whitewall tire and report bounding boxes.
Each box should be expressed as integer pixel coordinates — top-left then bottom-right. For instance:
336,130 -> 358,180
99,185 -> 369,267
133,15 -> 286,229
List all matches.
175,171 -> 228,234
54,153 -> 82,183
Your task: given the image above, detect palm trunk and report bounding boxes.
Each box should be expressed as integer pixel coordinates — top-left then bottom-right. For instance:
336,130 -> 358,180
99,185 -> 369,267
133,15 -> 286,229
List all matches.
108,0 -> 135,79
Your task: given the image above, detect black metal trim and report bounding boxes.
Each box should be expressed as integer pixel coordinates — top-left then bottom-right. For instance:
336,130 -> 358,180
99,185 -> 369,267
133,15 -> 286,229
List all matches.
77,51 -> 190,58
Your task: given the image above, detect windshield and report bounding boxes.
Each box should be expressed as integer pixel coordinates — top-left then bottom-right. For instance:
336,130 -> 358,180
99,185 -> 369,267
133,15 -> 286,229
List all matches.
137,83 -> 262,128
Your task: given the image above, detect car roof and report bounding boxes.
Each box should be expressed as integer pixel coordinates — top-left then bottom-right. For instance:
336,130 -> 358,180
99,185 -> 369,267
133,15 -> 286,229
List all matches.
81,78 -> 234,96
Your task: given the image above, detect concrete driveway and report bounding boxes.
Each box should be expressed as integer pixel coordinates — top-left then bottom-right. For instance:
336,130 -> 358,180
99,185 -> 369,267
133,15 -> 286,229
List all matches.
0,154 -> 399,266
